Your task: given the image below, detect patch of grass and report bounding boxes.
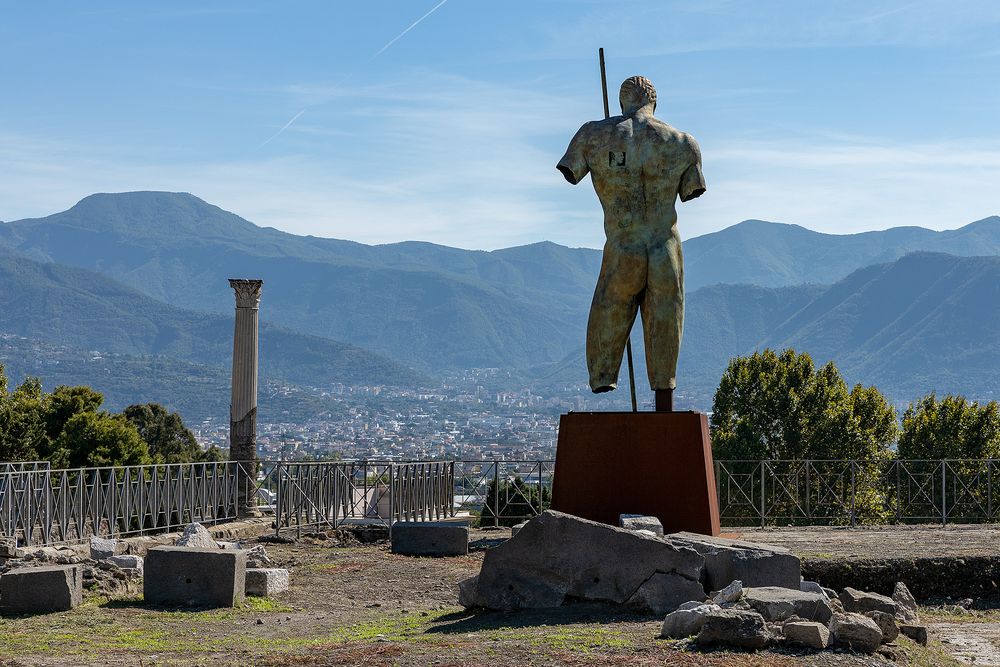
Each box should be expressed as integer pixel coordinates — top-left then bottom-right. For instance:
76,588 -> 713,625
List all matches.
920,606 -> 1000,622
244,596 -> 294,613
479,625 -> 635,653
896,636 -> 965,666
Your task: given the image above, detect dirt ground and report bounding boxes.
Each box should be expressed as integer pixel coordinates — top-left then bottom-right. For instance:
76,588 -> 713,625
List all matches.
0,527 -> 975,667
731,525 -> 1000,560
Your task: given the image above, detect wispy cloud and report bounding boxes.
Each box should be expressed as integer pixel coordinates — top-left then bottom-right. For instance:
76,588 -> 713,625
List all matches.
2,74 -> 997,249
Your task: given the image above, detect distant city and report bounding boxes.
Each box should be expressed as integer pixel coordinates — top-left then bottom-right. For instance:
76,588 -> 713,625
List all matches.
193,369 -> 621,462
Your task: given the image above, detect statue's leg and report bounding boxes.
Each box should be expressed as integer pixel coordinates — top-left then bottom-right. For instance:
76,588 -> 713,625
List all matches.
587,241 -> 646,393
641,233 -> 684,392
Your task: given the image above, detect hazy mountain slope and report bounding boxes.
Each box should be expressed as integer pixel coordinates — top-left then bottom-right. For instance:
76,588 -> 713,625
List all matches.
0,249 -> 424,388
3,191 -> 999,389
683,217 -> 1000,290
762,252 -> 1000,400
0,192 -> 598,370
0,335 -> 346,423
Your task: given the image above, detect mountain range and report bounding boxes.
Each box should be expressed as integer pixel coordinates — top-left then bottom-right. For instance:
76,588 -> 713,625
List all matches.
1,191 -> 999,414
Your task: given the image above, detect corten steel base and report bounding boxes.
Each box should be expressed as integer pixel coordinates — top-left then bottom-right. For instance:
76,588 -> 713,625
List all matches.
550,411 -> 721,536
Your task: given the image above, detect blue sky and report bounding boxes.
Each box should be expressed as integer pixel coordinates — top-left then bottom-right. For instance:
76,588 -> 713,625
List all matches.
2,1 -> 999,249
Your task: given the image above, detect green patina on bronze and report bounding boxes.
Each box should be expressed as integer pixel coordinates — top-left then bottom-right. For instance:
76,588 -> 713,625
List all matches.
558,76 -> 706,394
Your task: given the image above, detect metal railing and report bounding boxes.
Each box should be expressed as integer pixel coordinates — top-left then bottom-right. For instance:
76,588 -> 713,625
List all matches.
715,459 -> 1000,527
453,460 -> 555,526
268,460 -> 455,537
0,461 -> 242,547
11,456 -> 1000,547
0,461 -> 50,473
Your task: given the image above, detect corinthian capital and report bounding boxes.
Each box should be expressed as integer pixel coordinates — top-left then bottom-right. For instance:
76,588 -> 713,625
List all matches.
229,279 -> 263,308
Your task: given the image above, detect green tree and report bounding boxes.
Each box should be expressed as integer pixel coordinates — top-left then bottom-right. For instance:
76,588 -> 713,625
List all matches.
711,349 -> 899,524
898,393 -> 1000,460
0,369 -> 48,462
711,349 -> 898,460
122,403 -> 220,463
478,476 -> 551,527
53,412 -> 151,468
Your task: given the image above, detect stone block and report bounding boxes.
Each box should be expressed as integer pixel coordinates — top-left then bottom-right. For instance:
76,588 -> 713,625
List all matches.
391,522 -> 468,557
245,568 -> 289,597
510,522 -> 527,537
460,511 -> 705,611
175,523 -> 219,549
799,580 -> 830,601
712,580 -> 743,605
839,587 -> 897,616
108,555 -> 143,576
831,612 -> 883,653
745,586 -> 832,624
90,536 -> 118,561
619,514 -> 664,536
865,610 -> 899,642
892,581 -> 919,622
695,608 -> 770,649
1,565 -> 82,614
783,620 -> 831,649
0,538 -> 23,559
625,571 -> 706,615
900,623 -> 928,646
661,603 -> 719,639
143,546 -> 245,607
667,532 -> 800,591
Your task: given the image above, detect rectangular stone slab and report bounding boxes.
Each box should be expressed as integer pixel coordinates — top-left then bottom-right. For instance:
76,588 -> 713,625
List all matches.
1,565 -> 82,614
390,522 -> 469,556
551,411 -> 720,535
245,568 -> 289,596
144,546 -> 246,608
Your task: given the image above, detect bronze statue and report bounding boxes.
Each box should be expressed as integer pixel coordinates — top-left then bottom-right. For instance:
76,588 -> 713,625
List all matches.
558,76 -> 705,410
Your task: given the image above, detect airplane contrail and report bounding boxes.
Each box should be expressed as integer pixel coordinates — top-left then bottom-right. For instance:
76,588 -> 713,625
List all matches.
258,108 -> 306,149
374,0 -> 449,58
257,1 -> 448,149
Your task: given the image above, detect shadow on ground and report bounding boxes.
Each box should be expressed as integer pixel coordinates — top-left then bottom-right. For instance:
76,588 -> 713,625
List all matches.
424,602 -> 655,634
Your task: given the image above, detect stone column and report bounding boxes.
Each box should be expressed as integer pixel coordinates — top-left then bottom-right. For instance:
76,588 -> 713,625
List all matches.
229,279 -> 262,517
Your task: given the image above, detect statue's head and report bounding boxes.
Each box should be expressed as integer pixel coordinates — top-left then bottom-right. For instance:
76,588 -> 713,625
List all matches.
619,76 -> 656,115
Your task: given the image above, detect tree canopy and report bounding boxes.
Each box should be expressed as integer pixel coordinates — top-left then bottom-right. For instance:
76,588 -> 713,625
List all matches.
123,403 -> 222,463
0,364 -> 215,468
897,393 -> 1000,460
710,349 -> 898,460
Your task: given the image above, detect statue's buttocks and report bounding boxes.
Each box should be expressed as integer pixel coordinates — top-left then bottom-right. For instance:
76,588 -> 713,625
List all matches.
557,76 -> 705,396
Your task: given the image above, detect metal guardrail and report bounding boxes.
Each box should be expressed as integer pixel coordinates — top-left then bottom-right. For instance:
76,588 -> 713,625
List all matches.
0,462 -> 242,547
0,461 -> 50,473
453,460 -> 555,527
9,456 -> 1000,547
715,459 -> 1000,527
267,460 -> 455,537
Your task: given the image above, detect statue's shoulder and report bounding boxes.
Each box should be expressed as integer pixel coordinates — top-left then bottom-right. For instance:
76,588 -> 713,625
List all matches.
650,119 -> 701,158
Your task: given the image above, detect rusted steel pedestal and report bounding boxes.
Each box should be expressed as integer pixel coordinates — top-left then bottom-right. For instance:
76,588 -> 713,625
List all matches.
551,411 -> 721,536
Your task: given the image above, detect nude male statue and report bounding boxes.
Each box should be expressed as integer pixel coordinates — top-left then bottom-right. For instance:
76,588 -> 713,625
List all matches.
557,76 -> 705,411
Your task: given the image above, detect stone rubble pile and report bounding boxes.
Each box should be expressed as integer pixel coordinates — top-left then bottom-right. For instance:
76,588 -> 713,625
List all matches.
460,511 -> 930,655
0,524 -> 287,613
660,579 -> 928,653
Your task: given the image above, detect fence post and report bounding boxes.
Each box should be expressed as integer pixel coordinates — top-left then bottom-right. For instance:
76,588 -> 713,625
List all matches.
759,463 -> 766,528
989,460 -> 994,522
493,462 -> 500,528
850,460 -> 856,528
389,463 -> 396,537
895,460 -> 903,523
941,460 -> 947,527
